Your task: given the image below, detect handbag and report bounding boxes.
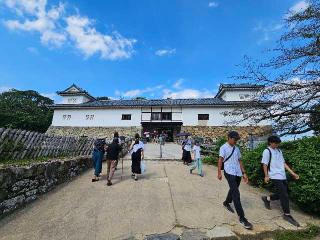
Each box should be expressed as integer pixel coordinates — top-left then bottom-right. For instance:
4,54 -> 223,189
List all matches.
141,160 -> 146,173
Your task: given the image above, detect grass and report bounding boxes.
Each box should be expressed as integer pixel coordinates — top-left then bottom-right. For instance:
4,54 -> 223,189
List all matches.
0,155 -> 72,167
273,225 -> 320,240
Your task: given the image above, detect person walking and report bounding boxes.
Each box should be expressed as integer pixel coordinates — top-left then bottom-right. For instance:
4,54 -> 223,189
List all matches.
106,138 -> 122,186
129,133 -> 144,181
261,136 -> 300,227
217,131 -> 253,230
182,136 -> 192,165
92,138 -> 106,182
113,131 -> 121,170
190,140 -> 203,177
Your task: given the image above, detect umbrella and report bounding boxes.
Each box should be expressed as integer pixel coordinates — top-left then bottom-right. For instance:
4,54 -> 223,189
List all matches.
176,132 -> 191,137
144,132 -> 150,135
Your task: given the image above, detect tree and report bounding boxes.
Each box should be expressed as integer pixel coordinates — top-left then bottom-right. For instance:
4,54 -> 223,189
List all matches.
229,0 -> 320,136
310,104 -> 320,135
0,89 -> 53,132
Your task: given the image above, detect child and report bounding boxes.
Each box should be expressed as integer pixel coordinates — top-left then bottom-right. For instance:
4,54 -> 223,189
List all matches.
190,140 -> 203,177
261,135 -> 300,227
218,131 -> 253,230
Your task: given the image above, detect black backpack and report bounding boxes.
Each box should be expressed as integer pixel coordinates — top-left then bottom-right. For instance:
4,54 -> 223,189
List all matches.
221,146 -> 235,171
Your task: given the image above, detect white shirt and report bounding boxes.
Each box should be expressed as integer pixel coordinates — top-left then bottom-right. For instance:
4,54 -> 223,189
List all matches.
219,143 -> 242,177
183,139 -> 192,151
131,141 -> 144,153
261,147 -> 286,180
193,145 -> 201,159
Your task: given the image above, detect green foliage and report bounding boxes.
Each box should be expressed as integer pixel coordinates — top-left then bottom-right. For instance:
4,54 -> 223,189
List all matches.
241,136 -> 320,216
0,89 -> 53,132
201,137 -> 227,165
310,104 -> 320,135
274,224 -> 320,240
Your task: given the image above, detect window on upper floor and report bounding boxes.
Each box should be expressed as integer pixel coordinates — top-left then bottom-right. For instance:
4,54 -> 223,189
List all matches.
122,114 -> 131,120
63,114 -> 71,120
68,98 -> 77,103
151,112 -> 161,120
86,114 -> 94,120
161,112 -> 172,120
198,114 -> 209,120
239,94 -> 251,100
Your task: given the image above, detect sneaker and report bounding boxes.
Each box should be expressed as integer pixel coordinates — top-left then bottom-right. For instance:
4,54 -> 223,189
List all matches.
283,214 -> 300,227
223,202 -> 235,213
107,181 -> 112,186
261,196 -> 271,210
239,217 -> 253,230
199,173 -> 204,177
92,178 -> 99,182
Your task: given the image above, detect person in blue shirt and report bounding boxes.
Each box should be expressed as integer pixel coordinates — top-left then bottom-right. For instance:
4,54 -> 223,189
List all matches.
261,135 -> 300,227
218,131 -> 252,230
92,138 -> 106,182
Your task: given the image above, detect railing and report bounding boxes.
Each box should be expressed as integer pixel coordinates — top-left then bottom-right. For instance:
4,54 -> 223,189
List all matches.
0,128 -> 95,161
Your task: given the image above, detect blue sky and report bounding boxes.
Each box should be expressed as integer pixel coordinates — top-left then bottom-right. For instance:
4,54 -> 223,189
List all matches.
0,0 -> 309,102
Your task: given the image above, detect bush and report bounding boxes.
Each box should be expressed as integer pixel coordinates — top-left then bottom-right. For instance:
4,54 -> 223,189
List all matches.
201,137 -> 227,165
241,136 -> 320,216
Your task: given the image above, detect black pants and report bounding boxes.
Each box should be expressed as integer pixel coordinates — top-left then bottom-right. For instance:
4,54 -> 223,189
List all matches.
224,171 -> 245,219
270,179 -> 290,214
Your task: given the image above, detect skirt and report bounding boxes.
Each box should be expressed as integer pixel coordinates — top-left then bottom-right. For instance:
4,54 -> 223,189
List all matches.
182,149 -> 192,163
131,150 -> 142,174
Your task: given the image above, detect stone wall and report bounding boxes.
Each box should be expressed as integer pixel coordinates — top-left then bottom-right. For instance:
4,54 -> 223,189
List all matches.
46,126 -> 142,138
0,156 -> 93,218
0,141 -> 131,218
181,125 -> 273,141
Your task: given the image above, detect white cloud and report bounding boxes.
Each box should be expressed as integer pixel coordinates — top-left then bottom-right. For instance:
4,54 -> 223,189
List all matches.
208,2 -> 219,8
65,15 -> 136,60
41,92 -> 60,102
2,0 -> 137,60
4,0 -> 66,47
0,86 -> 12,93
155,48 -> 176,57
288,0 -> 309,15
117,85 -> 163,98
253,22 -> 283,44
173,78 -> 184,89
162,88 -> 216,99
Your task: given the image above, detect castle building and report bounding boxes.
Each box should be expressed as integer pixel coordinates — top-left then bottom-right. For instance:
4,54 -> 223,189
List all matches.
47,84 -> 272,141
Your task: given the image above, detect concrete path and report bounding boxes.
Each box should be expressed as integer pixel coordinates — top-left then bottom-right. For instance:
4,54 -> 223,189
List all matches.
124,143 -> 183,161
0,156 -> 319,239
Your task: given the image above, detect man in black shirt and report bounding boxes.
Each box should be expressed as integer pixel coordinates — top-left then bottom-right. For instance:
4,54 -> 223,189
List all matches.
106,138 -> 122,186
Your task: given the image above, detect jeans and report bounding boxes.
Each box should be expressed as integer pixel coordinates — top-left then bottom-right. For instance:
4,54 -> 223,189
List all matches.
224,171 -> 245,219
270,179 -> 290,214
92,150 -> 104,177
190,158 -> 203,175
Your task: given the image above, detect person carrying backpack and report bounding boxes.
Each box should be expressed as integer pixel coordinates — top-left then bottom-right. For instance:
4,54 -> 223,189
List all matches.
261,135 -> 300,227
92,138 -> 106,182
217,131 -> 253,230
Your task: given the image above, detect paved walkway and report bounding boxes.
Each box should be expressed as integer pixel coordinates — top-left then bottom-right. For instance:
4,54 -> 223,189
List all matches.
0,145 -> 319,240
124,142 -> 183,160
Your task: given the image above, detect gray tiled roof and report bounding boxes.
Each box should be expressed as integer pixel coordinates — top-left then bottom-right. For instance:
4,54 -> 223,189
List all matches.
215,83 -> 264,98
53,97 -> 249,108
